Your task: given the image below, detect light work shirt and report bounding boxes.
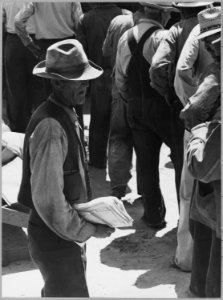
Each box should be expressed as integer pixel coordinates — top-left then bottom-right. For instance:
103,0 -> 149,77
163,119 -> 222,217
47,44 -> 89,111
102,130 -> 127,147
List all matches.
29,98 -> 96,243
102,14 -> 134,68
174,24 -> 213,106
14,2 -> 82,46
115,18 -> 168,102
150,17 -> 198,96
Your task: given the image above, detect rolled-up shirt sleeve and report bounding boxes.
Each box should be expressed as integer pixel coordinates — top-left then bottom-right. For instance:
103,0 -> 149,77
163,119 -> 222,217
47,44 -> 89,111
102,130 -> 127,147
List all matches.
71,2 -> 83,33
29,118 -> 96,243
14,2 -> 34,46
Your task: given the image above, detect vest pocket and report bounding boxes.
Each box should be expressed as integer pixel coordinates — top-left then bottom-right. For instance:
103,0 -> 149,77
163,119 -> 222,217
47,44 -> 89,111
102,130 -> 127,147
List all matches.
63,169 -> 82,205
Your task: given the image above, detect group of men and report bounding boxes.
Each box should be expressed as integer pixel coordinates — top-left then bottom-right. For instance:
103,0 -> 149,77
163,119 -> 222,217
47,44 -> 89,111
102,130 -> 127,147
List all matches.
2,1 -> 221,298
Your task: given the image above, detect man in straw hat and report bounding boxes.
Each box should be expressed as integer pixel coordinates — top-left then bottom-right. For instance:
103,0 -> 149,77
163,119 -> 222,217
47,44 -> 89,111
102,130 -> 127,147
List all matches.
17,39 -> 115,297
115,1 -> 180,229
180,7 -> 221,297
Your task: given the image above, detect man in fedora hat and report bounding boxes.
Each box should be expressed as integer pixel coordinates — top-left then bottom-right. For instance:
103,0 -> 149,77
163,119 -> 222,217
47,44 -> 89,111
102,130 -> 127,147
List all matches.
115,1 -> 181,229
18,39 -> 115,297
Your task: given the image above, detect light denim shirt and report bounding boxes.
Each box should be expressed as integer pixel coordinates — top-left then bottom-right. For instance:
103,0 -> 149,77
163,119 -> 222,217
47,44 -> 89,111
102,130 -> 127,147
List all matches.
150,17 -> 198,96
29,98 -> 96,243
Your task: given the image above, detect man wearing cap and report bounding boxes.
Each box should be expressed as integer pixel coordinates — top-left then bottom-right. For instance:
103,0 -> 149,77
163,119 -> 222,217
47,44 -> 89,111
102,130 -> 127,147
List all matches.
115,1 -> 181,228
18,39 -> 115,297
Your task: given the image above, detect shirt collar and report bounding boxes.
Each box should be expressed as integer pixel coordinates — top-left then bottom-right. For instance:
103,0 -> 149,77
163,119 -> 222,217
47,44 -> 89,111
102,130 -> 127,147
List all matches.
137,18 -> 164,29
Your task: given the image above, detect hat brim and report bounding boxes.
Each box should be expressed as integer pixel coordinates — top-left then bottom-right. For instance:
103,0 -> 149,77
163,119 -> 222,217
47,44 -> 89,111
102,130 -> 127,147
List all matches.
33,60 -> 103,81
173,2 -> 212,8
140,2 -> 178,11
212,36 -> 221,44
196,27 -> 221,40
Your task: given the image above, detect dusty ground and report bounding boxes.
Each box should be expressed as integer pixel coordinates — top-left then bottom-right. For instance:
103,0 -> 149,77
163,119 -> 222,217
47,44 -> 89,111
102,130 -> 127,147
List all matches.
2,141 -> 191,298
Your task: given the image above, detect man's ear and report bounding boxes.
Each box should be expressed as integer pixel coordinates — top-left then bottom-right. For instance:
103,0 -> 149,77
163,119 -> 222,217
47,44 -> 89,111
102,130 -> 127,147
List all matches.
51,79 -> 64,90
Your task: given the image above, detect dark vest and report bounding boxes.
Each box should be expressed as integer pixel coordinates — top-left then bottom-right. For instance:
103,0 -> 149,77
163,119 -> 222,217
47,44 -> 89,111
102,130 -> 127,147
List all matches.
18,100 -> 91,212
126,26 -> 165,120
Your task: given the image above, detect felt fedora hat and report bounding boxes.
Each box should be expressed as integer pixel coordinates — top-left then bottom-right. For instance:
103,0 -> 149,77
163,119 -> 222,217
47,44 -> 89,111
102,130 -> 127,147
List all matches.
33,39 -> 103,81
172,2 -> 213,8
140,1 -> 177,11
196,6 -> 221,40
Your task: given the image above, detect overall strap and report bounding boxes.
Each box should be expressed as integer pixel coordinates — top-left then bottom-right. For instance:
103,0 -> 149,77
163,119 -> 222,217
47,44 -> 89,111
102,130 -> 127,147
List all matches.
128,26 -> 160,56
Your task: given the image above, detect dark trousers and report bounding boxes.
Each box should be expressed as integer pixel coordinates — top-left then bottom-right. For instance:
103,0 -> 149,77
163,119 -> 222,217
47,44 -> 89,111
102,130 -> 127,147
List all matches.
130,98 -> 184,223
4,34 -> 47,132
28,222 -> 89,297
88,69 -> 113,168
189,219 -> 221,297
108,95 -> 133,190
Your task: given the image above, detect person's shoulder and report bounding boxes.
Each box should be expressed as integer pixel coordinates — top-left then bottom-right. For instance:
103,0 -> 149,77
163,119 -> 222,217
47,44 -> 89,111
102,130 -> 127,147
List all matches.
111,14 -> 133,26
153,28 -> 169,40
119,26 -> 131,44
33,118 -> 66,140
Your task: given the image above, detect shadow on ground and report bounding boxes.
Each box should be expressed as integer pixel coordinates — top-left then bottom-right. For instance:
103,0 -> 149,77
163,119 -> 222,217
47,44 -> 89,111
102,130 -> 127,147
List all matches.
99,200 -> 190,298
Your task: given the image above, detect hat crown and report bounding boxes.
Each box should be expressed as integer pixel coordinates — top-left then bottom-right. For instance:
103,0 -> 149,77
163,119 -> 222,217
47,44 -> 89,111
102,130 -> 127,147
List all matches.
46,39 -> 89,74
198,6 -> 221,34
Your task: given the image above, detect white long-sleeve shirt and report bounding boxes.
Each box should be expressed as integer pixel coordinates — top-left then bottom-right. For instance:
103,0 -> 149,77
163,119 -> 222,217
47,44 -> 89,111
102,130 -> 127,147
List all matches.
14,2 -> 82,46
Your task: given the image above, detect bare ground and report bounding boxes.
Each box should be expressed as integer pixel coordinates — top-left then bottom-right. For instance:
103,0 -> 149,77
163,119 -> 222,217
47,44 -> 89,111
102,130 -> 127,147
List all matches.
2,144 -> 191,298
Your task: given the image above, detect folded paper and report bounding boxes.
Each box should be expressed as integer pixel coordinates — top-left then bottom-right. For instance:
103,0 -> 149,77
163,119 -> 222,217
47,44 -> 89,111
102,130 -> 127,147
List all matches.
74,196 -> 133,228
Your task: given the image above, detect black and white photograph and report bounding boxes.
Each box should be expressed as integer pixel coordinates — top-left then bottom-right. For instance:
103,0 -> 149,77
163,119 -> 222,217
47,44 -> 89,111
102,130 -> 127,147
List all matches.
1,0 -> 222,298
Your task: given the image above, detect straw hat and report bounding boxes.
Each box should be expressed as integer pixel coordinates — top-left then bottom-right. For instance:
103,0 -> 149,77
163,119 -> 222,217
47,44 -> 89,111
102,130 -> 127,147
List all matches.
196,6 -> 221,40
33,39 -> 103,81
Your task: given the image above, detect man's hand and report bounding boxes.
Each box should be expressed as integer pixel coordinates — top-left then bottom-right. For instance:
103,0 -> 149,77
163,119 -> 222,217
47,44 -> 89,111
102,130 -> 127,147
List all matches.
92,224 -> 115,238
191,123 -> 208,141
27,41 -> 41,59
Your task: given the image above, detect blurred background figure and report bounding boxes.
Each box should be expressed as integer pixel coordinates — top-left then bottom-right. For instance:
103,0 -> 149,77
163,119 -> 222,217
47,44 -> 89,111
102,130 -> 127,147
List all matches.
77,3 -> 131,169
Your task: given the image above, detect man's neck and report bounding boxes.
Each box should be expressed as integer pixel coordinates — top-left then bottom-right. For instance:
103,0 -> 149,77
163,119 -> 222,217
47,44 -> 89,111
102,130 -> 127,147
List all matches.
50,93 -> 74,110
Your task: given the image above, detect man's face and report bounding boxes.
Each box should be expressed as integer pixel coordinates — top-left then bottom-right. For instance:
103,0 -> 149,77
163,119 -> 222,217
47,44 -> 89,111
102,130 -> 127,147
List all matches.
56,80 -> 89,107
203,33 -> 221,61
